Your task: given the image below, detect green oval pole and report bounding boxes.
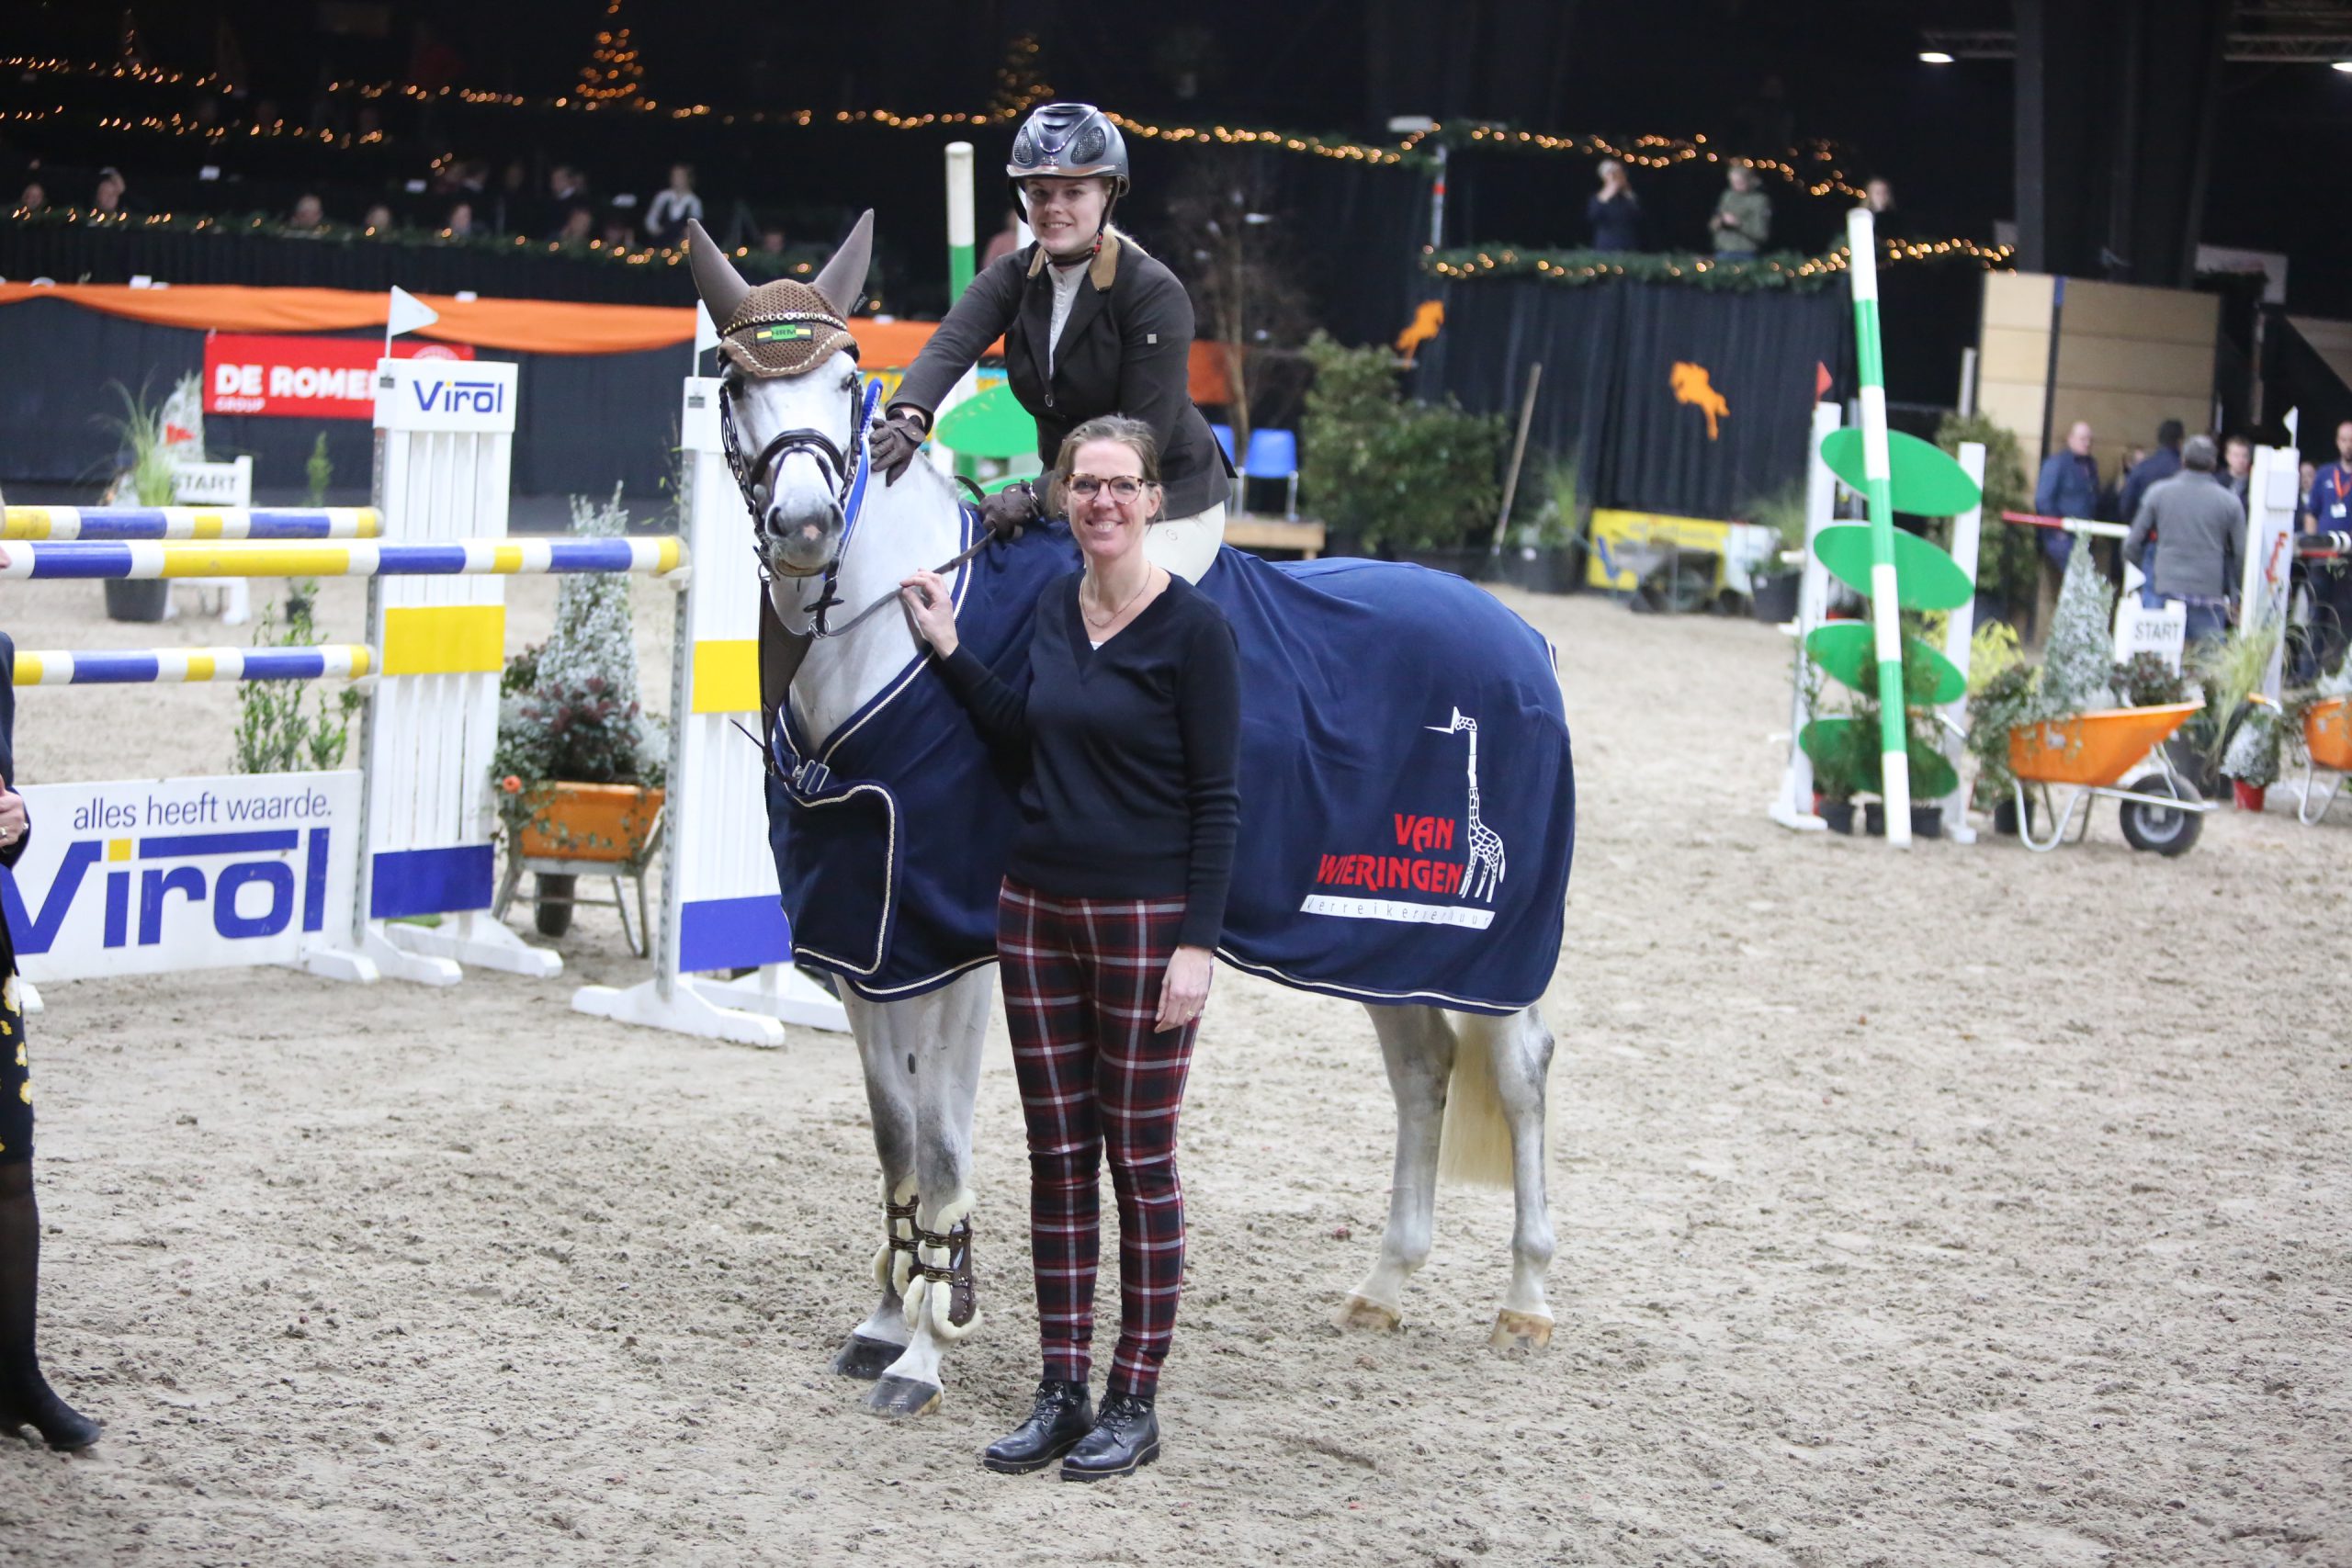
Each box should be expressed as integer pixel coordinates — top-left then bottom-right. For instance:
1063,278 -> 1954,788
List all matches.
1845,208 -> 1912,848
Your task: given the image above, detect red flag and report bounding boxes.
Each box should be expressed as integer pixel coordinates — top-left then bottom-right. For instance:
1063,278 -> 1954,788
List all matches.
1815,361 -> 1833,402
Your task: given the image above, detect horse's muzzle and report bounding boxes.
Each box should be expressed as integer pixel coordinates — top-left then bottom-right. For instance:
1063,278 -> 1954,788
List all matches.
765,504 -> 843,574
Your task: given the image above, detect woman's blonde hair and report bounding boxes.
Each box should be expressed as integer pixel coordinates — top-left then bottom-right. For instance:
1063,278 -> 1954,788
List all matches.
1048,414 -> 1162,517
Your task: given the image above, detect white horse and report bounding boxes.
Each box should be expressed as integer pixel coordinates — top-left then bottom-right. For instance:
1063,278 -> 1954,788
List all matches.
688,215 -> 1561,1418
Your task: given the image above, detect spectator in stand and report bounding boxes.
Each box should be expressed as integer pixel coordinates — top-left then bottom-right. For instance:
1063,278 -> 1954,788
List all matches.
362,202 -> 393,231
2301,421 -> 2352,673
600,200 -> 638,250
445,201 -> 475,238
758,223 -> 789,256
1588,158 -> 1641,252
15,182 -> 43,213
1711,163 -> 1770,256
91,168 -> 125,214
2221,434 -> 2253,513
495,158 -> 528,232
549,164 -> 591,210
2125,435 -> 2239,649
982,206 -> 1023,267
286,193 -> 325,231
643,164 -> 702,247
1860,177 -> 1906,240
553,205 -> 594,246
2035,420 -> 2100,569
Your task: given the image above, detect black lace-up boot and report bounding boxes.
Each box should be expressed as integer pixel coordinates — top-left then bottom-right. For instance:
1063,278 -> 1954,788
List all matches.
981,1378 -> 1092,1474
1060,1391 -> 1158,1481
0,1163 -> 99,1451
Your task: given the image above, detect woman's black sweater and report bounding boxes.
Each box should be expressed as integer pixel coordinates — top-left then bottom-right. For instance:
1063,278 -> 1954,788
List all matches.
938,571 -> 1240,950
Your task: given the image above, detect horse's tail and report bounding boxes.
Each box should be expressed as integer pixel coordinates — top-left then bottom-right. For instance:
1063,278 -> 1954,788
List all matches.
1436,1010 -> 1517,1190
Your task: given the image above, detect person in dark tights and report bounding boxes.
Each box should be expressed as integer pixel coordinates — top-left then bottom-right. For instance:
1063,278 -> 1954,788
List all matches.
0,628 -> 101,1450
899,415 -> 1240,1482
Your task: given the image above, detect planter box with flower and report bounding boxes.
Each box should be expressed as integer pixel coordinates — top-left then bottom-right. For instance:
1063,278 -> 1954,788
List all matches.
1299,333 -> 1506,575
490,488 -> 668,940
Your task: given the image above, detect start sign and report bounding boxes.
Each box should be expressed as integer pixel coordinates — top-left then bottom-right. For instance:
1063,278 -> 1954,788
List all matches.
204,333 -> 474,419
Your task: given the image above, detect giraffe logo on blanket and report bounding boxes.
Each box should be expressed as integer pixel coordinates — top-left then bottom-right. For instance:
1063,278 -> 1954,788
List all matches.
1299,707 -> 1503,930
1670,361 -> 1729,440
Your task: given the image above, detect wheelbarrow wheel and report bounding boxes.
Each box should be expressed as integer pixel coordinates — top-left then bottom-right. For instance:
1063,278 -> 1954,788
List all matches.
2118,772 -> 2202,856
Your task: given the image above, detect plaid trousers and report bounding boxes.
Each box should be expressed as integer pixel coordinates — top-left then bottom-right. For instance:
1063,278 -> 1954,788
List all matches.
997,877 -> 1202,1398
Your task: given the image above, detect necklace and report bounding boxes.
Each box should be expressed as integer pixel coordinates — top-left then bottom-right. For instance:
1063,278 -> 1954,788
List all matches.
1080,567 -> 1158,630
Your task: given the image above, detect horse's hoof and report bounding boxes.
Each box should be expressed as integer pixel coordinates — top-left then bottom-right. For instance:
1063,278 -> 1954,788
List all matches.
831,1334 -> 905,1382
1488,1309 -> 1554,1352
1334,1294 -> 1402,1333
865,1375 -> 943,1419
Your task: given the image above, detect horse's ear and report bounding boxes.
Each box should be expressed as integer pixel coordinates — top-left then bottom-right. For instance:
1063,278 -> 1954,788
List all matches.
685,219 -> 752,329
812,209 -> 875,318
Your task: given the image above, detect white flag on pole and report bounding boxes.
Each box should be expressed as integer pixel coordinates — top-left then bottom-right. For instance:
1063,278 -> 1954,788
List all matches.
387,285 -> 439,339
694,300 -> 719,355
2283,406 -> 2301,445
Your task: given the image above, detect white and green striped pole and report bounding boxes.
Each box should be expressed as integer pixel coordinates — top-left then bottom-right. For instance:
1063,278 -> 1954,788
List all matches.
945,141 -> 977,300
1846,207 -> 1912,848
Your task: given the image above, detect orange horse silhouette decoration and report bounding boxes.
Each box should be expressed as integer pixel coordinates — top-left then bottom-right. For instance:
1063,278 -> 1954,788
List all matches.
1670,361 -> 1729,440
1396,300 -> 1445,365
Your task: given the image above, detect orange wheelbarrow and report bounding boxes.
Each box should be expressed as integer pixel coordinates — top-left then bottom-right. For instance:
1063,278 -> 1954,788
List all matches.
2007,701 -> 2211,854
2294,695 -> 2352,825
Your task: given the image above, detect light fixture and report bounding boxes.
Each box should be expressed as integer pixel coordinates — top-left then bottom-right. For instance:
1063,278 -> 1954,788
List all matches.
1919,51 -> 1955,64
2334,59 -> 2352,72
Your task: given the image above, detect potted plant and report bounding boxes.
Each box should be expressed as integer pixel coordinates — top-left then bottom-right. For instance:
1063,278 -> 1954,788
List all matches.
1500,454 -> 1584,593
99,382 -> 178,623
1299,333 -> 1504,576
2220,699 -> 2282,810
1934,412 -> 2036,636
491,487 -> 668,937
1741,479 -> 1808,624
2189,620 -> 2283,807
1964,622 -> 2039,834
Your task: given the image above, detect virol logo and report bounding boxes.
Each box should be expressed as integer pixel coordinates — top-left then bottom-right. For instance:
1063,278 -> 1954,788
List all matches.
0,773 -> 360,981
5,824 -> 334,953
412,378 -> 505,416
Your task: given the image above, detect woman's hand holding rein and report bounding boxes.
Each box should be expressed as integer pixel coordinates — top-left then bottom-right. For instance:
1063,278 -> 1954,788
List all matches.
899,568 -> 959,658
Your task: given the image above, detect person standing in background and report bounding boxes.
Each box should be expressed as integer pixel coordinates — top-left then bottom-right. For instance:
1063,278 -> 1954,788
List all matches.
1587,159 -> 1641,252
2034,420 -> 2101,570
643,164 -> 702,247
2125,435 -> 2240,649
1710,164 -> 1771,256
2301,421 -> 2352,674
2117,420 -> 2185,531
1860,176 -> 1906,241
2221,435 -> 2254,513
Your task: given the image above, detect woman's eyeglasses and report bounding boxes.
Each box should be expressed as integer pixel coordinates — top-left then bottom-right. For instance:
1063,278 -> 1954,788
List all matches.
1067,474 -> 1152,502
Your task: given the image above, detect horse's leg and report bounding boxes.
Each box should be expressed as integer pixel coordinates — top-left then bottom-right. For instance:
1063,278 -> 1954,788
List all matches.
834,989 -> 919,1381
864,967 -> 996,1419
1452,1006 -> 1558,1350
1336,1004 -> 1455,1332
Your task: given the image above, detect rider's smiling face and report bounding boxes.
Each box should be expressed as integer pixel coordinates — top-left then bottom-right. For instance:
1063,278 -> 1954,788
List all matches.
1021,176 -> 1109,259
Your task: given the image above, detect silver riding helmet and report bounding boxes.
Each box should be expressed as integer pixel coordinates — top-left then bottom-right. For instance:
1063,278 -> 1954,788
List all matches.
1006,102 -> 1130,210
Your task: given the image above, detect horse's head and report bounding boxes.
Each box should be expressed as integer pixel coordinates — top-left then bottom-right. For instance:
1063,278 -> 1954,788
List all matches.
687,211 -> 875,578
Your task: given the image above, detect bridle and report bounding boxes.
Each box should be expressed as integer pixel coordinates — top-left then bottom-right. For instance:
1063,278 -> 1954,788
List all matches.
720,367 -> 994,641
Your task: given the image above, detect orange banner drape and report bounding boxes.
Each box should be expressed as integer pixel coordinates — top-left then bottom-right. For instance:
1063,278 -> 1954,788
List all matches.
0,281 -> 1234,397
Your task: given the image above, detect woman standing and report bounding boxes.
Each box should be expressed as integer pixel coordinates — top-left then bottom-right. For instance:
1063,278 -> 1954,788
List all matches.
873,103 -> 1230,582
0,626 -> 101,1450
900,417 -> 1239,1481
1587,158 -> 1642,252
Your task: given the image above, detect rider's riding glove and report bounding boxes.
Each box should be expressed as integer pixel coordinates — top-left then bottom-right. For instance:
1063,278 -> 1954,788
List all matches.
978,481 -> 1040,540
869,407 -> 929,486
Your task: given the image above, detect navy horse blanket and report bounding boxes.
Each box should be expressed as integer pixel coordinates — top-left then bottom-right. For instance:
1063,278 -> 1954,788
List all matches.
767,523 -> 1575,1014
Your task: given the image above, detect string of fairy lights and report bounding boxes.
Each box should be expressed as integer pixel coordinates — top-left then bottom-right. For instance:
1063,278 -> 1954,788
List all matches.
1425,235 -> 2018,291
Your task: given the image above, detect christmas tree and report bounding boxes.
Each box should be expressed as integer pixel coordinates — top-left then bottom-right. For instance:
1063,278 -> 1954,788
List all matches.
2036,541 -> 2117,718
576,0 -> 643,105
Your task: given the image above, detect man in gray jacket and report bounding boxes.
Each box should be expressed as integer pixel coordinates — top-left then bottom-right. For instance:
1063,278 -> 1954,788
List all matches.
2124,435 -> 2240,647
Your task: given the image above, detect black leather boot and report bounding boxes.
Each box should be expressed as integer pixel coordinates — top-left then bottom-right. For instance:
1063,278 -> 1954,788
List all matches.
981,1379 -> 1092,1474
1060,1392 -> 1159,1481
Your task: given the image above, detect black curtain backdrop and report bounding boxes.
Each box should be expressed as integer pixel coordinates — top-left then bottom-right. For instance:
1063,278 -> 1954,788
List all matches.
0,298 -> 681,502
1415,276 -> 1852,520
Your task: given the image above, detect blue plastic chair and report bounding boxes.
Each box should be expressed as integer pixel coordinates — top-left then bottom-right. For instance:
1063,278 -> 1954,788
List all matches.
1241,427 -> 1299,520
1208,423 -> 1242,511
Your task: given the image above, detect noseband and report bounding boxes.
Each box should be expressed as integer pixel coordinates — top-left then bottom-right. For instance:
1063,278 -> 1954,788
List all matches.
722,377 -> 882,636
